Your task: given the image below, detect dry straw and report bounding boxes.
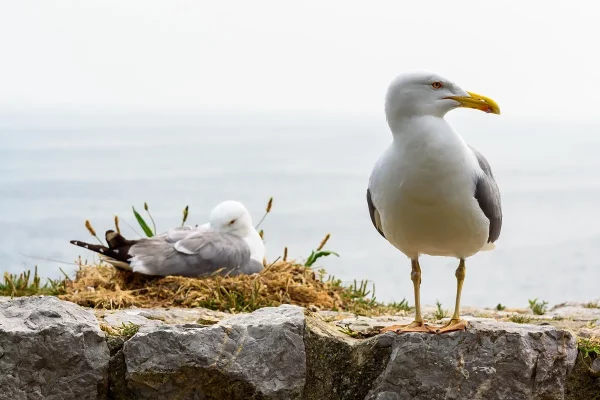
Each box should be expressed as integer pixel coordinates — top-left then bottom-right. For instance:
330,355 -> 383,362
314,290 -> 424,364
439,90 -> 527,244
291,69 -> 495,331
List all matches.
317,233 -> 330,251
58,196 -> 399,315
59,260 -> 392,316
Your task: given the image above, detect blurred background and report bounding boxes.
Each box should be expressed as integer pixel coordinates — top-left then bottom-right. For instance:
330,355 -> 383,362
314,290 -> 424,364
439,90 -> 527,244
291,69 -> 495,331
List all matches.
1,1 -> 598,308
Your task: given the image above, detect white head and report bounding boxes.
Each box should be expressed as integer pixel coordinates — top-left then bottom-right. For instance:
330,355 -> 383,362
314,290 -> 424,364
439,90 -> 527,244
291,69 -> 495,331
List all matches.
385,71 -> 500,129
209,200 -> 254,236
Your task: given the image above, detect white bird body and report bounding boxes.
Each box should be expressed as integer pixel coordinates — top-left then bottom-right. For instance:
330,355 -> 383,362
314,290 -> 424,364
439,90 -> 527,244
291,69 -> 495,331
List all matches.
241,228 -> 266,262
369,115 -> 489,259
367,71 -> 502,334
71,200 -> 265,277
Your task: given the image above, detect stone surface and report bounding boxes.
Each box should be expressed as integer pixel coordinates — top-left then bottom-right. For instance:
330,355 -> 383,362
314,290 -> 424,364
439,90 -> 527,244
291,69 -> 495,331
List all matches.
105,336 -> 135,400
98,306 -> 227,329
548,303 -> 600,321
592,358 -> 600,375
365,320 -> 578,400
0,296 -> 110,400
303,315 -> 393,400
123,304 -> 306,399
0,296 -> 595,399
566,353 -> 600,400
333,315 -> 412,334
578,327 -> 600,339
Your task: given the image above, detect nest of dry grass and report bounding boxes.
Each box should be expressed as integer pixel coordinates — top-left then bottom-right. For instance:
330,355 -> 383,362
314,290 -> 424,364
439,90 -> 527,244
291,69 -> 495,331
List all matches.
57,200 -> 410,315
59,261 -> 399,315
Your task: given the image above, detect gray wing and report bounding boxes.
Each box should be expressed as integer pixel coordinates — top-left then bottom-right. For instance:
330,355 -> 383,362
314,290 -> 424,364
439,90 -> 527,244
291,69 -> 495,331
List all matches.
470,146 -> 502,243
366,188 -> 386,239
153,226 -> 192,242
154,225 -> 210,242
128,232 -> 254,277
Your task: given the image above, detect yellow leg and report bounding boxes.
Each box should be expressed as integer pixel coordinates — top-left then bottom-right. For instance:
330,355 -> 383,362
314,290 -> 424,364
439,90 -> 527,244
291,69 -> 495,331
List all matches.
381,259 -> 435,334
436,258 -> 469,333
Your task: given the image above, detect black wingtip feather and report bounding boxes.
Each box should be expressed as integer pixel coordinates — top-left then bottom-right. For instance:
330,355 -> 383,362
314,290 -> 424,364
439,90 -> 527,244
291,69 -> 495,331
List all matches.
70,238 -> 132,264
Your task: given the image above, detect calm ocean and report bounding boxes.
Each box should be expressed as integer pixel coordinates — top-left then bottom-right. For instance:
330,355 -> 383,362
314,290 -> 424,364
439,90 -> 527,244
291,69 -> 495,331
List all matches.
1,110 -> 599,308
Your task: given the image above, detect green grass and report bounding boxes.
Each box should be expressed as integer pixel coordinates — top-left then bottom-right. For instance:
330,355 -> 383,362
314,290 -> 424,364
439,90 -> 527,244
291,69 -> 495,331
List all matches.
323,274 -> 377,314
338,324 -> 359,337
584,301 -> 599,309
101,322 -> 141,339
510,314 -> 533,324
337,322 -> 382,339
305,249 -> 339,267
0,266 -> 68,297
387,298 -> 411,312
304,233 -> 339,267
315,270 -> 411,315
578,337 -> 600,359
434,300 -> 448,320
197,317 -> 220,325
120,322 -> 140,339
528,298 -> 549,315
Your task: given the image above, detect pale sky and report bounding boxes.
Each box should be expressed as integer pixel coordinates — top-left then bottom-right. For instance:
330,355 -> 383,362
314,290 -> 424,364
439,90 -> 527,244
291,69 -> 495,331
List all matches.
0,1 -> 597,120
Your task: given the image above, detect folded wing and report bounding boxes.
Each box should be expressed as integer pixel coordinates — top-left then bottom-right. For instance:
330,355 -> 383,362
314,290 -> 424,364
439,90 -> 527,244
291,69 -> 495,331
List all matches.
470,146 -> 502,243
128,231 -> 259,277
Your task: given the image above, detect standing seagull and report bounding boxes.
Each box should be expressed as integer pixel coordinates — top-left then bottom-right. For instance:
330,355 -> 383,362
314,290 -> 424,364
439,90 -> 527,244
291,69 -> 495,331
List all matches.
367,72 -> 502,334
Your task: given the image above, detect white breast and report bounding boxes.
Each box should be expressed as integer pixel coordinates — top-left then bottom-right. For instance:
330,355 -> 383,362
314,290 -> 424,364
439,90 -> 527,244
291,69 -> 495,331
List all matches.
243,229 -> 265,262
369,116 -> 489,259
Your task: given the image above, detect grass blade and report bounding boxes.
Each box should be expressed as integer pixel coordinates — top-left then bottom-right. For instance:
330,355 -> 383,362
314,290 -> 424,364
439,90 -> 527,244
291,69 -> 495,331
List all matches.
305,250 -> 340,267
181,205 -> 189,227
132,206 -> 154,237
144,202 -> 157,235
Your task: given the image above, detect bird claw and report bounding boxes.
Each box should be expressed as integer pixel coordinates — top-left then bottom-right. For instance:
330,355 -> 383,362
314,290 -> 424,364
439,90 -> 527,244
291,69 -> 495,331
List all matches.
380,319 -> 469,335
380,321 -> 436,334
435,319 -> 469,334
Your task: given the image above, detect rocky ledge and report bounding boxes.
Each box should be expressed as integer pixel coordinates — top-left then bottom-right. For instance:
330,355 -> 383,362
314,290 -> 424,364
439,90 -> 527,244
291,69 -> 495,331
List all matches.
0,296 -> 598,400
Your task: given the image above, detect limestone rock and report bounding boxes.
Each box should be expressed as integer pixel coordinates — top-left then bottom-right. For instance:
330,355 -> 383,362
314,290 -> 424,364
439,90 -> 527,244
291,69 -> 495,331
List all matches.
303,316 -> 393,400
592,358 -> 600,376
333,315 -> 413,335
0,296 -> 110,400
0,297 -> 588,399
123,304 -> 306,399
365,320 -> 578,400
549,302 -> 600,321
98,306 -> 227,330
566,353 -> 600,400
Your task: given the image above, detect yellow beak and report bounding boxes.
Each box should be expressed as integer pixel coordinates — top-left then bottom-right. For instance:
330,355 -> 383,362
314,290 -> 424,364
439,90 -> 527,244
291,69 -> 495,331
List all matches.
446,91 -> 501,115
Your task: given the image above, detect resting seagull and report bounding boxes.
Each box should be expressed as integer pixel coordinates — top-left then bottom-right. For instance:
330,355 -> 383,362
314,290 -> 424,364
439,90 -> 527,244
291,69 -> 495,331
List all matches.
367,72 -> 502,334
70,200 -> 265,277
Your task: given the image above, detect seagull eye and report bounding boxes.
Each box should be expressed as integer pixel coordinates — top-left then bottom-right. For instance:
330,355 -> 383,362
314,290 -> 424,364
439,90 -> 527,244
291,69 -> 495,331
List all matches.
431,81 -> 443,89
229,219 -> 236,225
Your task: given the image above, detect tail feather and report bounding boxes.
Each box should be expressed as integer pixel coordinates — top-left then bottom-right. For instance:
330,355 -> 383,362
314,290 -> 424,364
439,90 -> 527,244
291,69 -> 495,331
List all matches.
70,240 -> 127,262
71,229 -> 138,264
105,230 -> 136,250
98,255 -> 133,271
